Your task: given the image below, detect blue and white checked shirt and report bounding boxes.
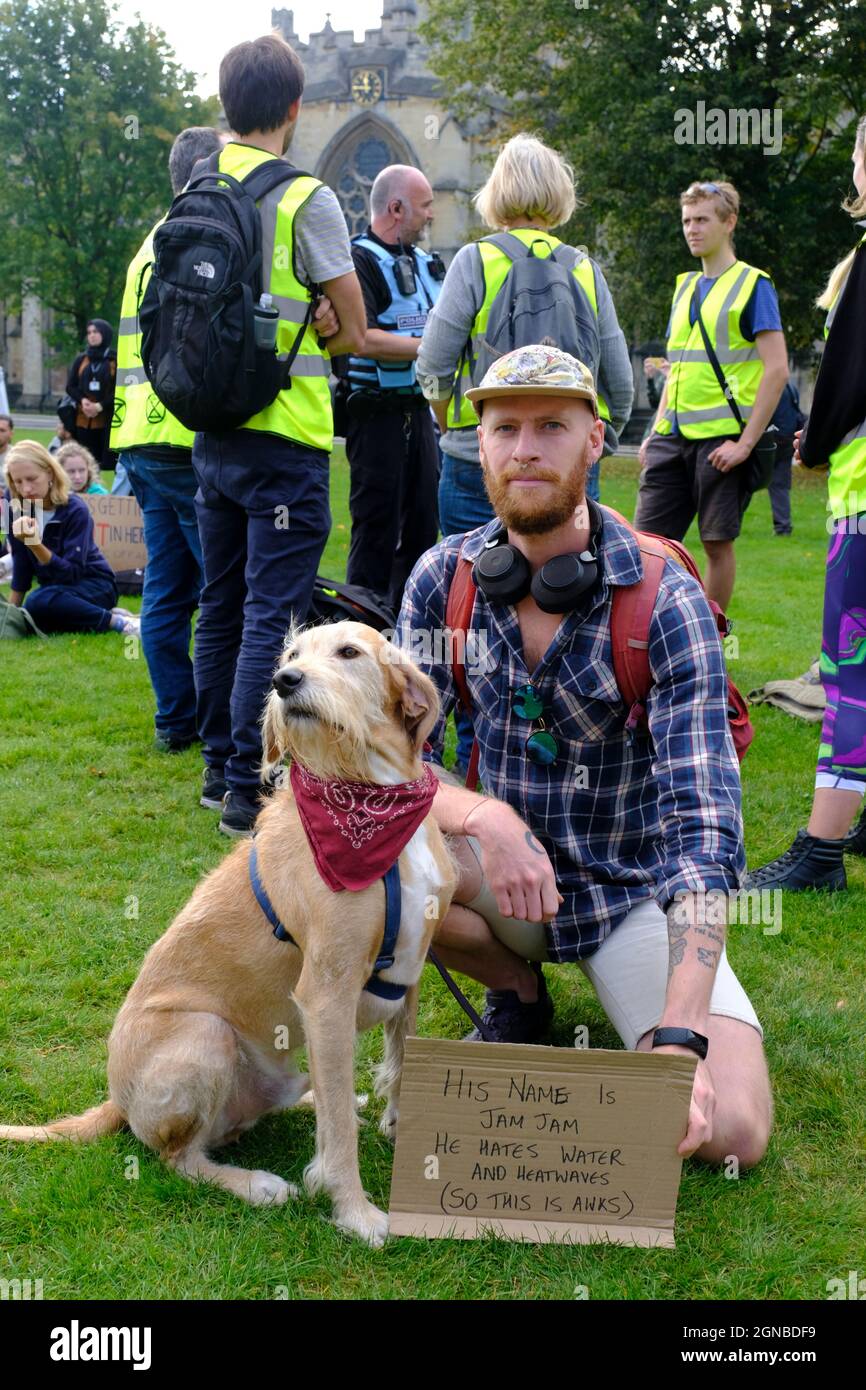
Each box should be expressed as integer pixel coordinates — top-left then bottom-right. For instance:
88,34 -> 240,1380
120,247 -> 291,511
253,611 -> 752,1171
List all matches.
395,508 -> 745,962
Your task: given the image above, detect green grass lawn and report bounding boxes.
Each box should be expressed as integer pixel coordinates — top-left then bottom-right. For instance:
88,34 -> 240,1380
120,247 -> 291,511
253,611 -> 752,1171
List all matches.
0,451 -> 863,1301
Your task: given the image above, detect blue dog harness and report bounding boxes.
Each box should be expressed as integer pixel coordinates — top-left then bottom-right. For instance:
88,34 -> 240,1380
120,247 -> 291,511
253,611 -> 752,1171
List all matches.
249,842 -> 408,1002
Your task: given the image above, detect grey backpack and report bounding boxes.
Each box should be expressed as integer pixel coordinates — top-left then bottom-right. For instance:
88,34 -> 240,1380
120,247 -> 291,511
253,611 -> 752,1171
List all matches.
0,590 -> 46,639
468,232 -> 601,390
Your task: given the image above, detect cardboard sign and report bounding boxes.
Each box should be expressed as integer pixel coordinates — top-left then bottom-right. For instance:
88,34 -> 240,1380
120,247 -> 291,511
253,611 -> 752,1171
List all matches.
83,495 -> 147,574
388,1038 -> 696,1248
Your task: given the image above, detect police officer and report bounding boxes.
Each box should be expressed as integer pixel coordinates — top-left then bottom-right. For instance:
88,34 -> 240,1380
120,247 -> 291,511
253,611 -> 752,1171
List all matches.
112,126 -> 223,754
344,165 -> 444,612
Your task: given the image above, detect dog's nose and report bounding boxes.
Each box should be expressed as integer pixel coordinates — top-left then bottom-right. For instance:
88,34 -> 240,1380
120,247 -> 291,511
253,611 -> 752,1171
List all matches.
273,668 -> 305,698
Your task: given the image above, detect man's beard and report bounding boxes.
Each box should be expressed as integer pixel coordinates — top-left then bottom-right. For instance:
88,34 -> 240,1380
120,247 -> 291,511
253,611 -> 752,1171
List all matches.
481,453 -> 591,536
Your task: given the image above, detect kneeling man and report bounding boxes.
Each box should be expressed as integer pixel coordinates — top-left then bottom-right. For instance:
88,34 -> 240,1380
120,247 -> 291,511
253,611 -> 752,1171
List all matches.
396,345 -> 771,1168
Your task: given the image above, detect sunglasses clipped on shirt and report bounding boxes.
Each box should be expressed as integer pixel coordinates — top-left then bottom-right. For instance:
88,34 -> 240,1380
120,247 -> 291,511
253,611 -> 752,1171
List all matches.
511,683 -> 559,766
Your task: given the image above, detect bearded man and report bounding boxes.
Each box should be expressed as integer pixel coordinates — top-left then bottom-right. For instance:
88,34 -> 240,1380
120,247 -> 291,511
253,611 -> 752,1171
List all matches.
396,345 -> 771,1170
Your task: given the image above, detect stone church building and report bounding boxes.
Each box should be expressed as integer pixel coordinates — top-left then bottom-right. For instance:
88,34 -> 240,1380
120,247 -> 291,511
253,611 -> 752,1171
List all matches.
0,2 -> 493,409
276,2 -> 491,259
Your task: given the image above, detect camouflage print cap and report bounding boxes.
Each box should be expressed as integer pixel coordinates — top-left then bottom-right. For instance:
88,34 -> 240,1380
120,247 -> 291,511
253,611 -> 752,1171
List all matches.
465,344 -> 599,417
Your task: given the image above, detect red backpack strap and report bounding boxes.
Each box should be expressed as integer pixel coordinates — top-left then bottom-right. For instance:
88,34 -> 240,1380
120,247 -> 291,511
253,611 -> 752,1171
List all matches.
610,540 -> 666,719
444,549 -> 477,713
603,506 -> 668,719
444,549 -> 481,790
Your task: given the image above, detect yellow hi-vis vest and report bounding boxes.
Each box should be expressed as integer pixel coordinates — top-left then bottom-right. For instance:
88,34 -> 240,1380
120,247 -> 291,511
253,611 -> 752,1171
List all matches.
111,220 -> 194,453
824,232 -> 866,521
446,229 -> 612,431
216,144 -> 332,452
655,259 -> 770,440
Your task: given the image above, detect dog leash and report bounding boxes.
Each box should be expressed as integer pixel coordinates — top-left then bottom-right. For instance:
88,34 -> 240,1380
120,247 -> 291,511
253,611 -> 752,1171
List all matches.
426,947 -> 497,1041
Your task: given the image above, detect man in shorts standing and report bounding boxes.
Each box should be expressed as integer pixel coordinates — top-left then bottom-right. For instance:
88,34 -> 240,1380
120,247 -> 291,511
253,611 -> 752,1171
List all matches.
635,181 -> 788,607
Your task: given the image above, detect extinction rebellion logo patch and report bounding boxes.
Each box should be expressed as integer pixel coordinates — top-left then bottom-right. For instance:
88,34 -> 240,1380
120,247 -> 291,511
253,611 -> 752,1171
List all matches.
145,394 -> 166,425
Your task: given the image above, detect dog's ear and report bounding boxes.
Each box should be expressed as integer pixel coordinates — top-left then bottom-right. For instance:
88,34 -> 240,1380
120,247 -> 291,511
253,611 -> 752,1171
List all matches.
260,695 -> 284,779
387,657 -> 440,752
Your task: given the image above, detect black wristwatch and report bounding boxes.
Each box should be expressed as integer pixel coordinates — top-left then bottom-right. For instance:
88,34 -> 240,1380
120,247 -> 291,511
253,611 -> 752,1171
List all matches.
652,1027 -> 709,1060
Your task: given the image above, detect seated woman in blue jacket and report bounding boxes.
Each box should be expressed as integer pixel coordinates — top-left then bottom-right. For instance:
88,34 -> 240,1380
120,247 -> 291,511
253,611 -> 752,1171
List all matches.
4,441 -> 138,636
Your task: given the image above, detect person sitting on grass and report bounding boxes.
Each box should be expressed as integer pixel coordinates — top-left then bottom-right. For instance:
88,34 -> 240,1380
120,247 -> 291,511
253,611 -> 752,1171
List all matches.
56,442 -> 108,495
4,441 -> 138,636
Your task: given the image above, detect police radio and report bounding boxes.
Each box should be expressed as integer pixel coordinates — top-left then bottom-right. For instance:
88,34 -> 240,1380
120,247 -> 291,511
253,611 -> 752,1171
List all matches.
393,253 -> 417,296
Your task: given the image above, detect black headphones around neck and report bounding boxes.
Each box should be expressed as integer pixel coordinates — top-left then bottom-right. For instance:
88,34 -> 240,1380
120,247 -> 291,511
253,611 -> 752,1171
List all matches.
472,502 -> 602,615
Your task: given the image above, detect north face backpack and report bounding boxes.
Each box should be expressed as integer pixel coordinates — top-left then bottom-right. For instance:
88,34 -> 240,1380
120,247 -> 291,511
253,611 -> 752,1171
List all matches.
307,578 -> 397,632
445,506 -> 753,788
470,232 -> 602,389
138,152 -> 315,433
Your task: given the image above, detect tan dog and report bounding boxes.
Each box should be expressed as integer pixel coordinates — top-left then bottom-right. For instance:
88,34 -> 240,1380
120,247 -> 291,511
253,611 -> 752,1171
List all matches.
0,622 -> 457,1246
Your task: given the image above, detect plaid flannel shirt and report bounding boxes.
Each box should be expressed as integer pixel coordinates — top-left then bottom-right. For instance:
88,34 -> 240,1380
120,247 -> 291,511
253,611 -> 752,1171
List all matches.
395,508 -> 745,962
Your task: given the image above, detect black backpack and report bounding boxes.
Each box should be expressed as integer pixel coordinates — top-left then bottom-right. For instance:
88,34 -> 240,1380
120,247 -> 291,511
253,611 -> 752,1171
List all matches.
462,232 -> 601,402
138,152 -> 315,433
307,578 -> 397,632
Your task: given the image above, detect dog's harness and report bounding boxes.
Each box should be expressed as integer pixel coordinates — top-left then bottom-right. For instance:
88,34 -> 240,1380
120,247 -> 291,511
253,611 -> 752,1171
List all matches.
249,842 -> 408,1001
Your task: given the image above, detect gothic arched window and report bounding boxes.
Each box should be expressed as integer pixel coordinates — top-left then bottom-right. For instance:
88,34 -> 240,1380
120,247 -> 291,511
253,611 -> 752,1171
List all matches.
335,136 -> 396,235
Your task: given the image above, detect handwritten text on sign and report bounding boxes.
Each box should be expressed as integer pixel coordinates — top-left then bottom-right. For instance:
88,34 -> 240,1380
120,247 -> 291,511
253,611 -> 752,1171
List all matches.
388,1038 -> 696,1247
82,495 -> 147,573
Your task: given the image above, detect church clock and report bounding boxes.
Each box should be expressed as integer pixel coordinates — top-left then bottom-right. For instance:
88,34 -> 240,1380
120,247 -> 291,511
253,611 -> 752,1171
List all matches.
351,69 -> 384,106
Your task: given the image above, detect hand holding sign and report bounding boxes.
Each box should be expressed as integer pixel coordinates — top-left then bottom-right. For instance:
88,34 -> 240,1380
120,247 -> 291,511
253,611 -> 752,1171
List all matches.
389,1039 -> 696,1247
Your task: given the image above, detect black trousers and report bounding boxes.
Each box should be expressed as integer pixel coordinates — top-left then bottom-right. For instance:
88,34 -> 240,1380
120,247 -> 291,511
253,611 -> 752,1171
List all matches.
345,402 -> 440,613
72,424 -> 109,466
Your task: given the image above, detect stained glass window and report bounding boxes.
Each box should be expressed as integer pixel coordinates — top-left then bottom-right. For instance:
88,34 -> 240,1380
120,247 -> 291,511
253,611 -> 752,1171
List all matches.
335,136 -> 396,235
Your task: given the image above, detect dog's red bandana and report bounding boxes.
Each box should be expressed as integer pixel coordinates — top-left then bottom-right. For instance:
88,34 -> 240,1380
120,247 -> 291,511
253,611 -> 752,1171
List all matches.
289,760 -> 438,892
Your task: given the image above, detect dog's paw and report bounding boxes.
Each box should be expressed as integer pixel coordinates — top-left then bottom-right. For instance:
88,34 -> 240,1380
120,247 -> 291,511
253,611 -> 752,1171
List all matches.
334,1200 -> 389,1248
246,1170 -> 298,1206
378,1108 -> 398,1142
303,1155 -> 328,1197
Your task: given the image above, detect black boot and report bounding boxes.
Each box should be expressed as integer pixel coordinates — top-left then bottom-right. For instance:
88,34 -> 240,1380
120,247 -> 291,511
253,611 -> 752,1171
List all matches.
464,962 -> 554,1043
743,829 -> 846,892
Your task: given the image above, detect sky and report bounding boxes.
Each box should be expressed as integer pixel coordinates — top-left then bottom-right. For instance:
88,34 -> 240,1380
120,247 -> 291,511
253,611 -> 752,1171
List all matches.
114,1 -> 386,96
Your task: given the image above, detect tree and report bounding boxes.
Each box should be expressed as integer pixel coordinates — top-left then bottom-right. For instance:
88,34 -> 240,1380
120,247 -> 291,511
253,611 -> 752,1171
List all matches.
0,0 -> 219,356
422,0 -> 866,351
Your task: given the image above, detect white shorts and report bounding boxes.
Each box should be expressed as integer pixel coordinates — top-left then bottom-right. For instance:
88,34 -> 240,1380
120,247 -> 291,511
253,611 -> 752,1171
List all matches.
464,838 -> 763,1051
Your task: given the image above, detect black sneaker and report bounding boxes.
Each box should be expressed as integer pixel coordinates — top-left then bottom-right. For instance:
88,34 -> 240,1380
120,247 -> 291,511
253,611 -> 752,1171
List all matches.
843,806 -> 866,857
219,789 -> 264,839
200,766 -> 227,810
154,731 -> 199,754
464,963 -> 554,1043
742,829 -> 846,892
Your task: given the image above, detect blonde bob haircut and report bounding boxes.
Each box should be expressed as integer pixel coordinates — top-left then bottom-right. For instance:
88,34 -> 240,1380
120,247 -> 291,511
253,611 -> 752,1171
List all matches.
474,133 -> 578,231
4,440 -> 71,508
817,114 -> 866,311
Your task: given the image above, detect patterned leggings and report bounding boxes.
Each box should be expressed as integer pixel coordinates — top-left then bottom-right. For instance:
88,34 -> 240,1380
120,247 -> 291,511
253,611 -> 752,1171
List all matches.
817,517 -> 866,790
